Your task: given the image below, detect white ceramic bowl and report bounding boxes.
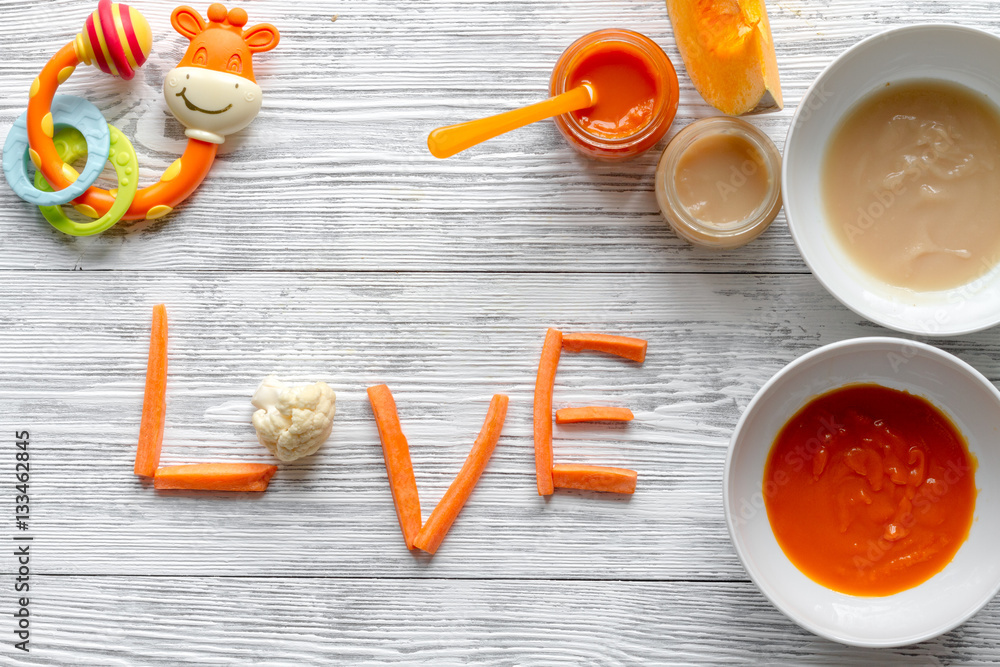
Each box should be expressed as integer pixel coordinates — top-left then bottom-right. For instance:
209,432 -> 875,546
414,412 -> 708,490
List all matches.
783,24 -> 1000,336
725,337 -> 1000,647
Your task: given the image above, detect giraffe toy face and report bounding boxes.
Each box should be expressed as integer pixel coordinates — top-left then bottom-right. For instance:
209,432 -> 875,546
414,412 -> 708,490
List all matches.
163,3 -> 279,144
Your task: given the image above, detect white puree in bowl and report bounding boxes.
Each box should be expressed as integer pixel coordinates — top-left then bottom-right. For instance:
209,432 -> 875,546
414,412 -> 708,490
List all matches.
824,80 -> 1000,291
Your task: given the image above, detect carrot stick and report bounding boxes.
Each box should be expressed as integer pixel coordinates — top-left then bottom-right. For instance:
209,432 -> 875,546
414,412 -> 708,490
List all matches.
552,464 -> 637,494
134,304 -> 168,477
555,406 -> 634,424
153,463 -> 278,491
562,333 -> 647,363
367,384 -> 422,549
533,328 -> 562,495
413,394 -> 509,555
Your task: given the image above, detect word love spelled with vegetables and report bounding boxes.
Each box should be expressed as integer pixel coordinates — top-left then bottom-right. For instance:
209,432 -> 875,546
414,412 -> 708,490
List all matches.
129,310 -> 647,553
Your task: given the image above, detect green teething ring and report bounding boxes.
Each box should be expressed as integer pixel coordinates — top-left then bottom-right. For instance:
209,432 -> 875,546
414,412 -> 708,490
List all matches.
34,124 -> 138,237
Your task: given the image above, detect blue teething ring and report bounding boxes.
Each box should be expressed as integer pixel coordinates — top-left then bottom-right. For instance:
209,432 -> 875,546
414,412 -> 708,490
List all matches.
2,95 -> 110,207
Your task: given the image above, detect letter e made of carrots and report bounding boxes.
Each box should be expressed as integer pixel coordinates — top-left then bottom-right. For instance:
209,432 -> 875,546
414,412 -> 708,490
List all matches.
534,329 -> 644,496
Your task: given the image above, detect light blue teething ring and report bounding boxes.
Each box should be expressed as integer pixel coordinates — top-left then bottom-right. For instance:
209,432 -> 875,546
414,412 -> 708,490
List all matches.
2,95 -> 110,206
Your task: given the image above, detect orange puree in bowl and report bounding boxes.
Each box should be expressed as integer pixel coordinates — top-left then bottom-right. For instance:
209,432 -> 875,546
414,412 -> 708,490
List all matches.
567,44 -> 658,138
764,384 -> 976,597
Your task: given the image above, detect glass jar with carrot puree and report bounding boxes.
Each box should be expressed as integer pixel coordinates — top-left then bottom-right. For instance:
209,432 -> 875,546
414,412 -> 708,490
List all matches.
550,29 -> 679,161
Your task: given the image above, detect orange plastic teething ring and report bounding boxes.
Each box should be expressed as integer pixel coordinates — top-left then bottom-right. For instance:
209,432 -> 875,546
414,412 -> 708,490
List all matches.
26,43 -> 218,222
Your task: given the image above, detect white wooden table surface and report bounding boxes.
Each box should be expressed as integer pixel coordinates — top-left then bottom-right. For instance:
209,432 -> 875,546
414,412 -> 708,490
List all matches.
2,0 -> 999,664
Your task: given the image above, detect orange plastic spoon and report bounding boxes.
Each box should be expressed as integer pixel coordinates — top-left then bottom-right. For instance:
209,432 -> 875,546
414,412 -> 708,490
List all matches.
428,84 -> 596,159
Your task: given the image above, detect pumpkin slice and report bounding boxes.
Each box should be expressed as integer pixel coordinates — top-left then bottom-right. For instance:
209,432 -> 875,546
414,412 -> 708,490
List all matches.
666,0 -> 782,115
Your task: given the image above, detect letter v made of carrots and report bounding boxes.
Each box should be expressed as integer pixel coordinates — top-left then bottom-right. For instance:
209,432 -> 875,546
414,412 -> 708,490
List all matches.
367,385 -> 509,554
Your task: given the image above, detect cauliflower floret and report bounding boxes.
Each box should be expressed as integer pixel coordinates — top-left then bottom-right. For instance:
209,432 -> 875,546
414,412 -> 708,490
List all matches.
251,375 -> 336,461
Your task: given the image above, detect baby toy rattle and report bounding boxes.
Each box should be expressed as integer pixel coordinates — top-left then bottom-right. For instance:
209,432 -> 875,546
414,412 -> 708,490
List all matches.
1,1 -> 279,236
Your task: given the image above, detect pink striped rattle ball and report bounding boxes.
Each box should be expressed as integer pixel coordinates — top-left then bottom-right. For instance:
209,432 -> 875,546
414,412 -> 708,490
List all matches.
74,0 -> 153,80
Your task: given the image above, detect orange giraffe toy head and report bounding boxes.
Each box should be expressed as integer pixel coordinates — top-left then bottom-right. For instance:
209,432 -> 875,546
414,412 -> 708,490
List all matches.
163,4 -> 279,144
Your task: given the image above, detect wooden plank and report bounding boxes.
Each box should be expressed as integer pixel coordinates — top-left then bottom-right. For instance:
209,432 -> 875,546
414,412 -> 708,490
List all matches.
2,270 -> 997,578
2,0 -> 993,273
4,0 -> 1000,662
15,576 -> 1000,665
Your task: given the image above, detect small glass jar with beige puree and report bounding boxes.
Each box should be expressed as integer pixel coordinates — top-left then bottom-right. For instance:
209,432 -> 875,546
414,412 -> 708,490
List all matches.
655,117 -> 782,248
